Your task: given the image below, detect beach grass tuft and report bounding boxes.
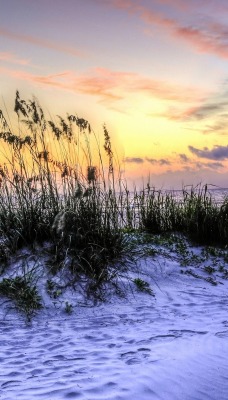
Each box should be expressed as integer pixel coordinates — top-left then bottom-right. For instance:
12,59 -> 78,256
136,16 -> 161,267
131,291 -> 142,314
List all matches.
0,93 -> 228,316
0,275 -> 42,319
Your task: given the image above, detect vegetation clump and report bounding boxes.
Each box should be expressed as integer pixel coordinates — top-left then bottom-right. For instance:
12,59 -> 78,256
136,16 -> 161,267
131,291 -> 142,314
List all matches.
0,93 -> 228,317
0,276 -> 42,319
0,93 -> 126,287
133,278 -> 154,295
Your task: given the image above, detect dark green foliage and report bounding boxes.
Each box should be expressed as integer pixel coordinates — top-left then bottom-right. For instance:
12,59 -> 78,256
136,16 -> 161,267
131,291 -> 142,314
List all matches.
64,301 -> 73,314
204,266 -> 215,274
51,187 -> 125,282
133,278 -> 154,295
46,279 -> 62,298
139,188 -> 181,233
0,276 -> 42,319
182,186 -> 219,243
0,239 -> 11,266
135,185 -> 228,246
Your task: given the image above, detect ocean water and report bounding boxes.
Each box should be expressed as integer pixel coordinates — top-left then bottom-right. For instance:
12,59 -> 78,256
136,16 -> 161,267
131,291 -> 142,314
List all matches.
172,187 -> 228,204
129,186 -> 228,205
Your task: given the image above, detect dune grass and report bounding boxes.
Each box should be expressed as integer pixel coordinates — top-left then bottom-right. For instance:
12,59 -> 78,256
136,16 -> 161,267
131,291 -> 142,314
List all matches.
0,275 -> 42,320
0,93 -> 228,316
0,92 -> 131,311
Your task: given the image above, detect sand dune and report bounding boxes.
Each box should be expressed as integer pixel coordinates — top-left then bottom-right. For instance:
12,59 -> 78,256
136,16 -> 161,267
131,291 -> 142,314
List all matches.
1,239 -> 228,400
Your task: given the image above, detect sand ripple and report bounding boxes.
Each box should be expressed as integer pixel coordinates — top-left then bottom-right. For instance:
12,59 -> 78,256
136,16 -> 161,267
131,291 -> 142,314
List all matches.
1,254 -> 228,399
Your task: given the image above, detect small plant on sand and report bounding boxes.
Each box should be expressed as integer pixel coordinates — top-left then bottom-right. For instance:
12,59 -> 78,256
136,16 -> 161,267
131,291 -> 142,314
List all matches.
65,301 -> 73,314
144,247 -> 157,257
0,239 -> 11,273
46,279 -> 63,298
204,265 -> 215,274
133,278 -> 154,295
0,275 -> 42,319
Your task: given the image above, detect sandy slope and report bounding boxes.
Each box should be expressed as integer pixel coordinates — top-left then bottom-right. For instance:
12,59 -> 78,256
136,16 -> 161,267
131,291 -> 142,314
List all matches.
0,237 -> 228,400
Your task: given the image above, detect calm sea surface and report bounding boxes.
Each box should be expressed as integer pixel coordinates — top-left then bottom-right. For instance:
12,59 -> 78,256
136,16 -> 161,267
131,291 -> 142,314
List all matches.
126,187 -> 228,205
169,187 -> 228,204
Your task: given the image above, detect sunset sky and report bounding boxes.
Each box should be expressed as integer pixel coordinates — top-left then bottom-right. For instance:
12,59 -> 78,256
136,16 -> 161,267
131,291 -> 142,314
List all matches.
1,0 -> 228,188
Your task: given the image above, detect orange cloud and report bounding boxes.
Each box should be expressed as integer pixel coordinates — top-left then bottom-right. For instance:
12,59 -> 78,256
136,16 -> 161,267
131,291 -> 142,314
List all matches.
0,28 -> 84,58
76,67 -> 203,103
0,66 -> 203,106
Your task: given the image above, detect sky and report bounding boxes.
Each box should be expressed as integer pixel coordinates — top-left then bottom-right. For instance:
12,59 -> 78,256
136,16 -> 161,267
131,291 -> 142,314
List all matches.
1,0 -> 228,189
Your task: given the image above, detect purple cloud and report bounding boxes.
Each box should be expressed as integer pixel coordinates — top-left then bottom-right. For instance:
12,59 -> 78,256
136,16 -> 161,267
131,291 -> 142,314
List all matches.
189,145 -> 228,160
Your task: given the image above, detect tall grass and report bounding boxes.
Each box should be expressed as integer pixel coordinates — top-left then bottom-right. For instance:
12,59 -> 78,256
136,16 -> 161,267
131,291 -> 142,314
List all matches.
0,92 -> 127,285
135,184 -> 228,245
1,93 -> 228,317
137,184 -> 184,233
0,92 -> 228,270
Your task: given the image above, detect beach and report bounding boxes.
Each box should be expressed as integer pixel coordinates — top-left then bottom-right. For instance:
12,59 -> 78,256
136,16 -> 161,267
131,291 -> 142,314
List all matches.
1,234 -> 228,400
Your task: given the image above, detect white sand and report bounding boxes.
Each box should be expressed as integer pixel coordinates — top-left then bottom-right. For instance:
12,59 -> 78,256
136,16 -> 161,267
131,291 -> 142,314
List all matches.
1,238 -> 228,400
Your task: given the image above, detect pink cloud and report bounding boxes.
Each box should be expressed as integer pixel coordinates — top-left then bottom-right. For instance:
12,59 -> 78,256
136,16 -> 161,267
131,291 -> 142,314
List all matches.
101,0 -> 228,60
0,52 -> 30,66
77,67 -> 203,102
140,9 -> 228,60
155,0 -> 189,11
0,28 -> 85,58
101,0 -> 134,10
175,25 -> 228,59
0,65 -> 204,107
158,0 -> 228,14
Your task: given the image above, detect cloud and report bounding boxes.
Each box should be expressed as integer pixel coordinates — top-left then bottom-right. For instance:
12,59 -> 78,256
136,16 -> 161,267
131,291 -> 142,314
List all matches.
0,67 -> 121,103
0,66 -> 68,89
74,67 -> 200,103
99,0 -> 134,10
153,82 -> 228,137
124,157 -> 144,164
158,0 -> 228,15
0,27 -> 84,58
159,159 -> 171,166
146,157 -> 171,166
182,161 -> 224,172
0,65 -> 202,106
123,155 -> 174,166
204,161 -> 224,169
155,0 -> 189,11
127,76 -> 200,102
198,115 -> 228,135
123,156 -> 173,166
0,52 -> 30,66
177,151 -> 224,171
150,101 -> 228,122
179,153 -> 189,162
188,145 -> 228,160
173,23 -> 228,60
101,0 -> 228,60
168,102 -> 228,122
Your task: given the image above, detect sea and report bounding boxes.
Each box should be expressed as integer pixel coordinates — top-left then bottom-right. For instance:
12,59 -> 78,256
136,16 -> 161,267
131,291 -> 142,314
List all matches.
167,186 -> 228,204
136,186 -> 228,205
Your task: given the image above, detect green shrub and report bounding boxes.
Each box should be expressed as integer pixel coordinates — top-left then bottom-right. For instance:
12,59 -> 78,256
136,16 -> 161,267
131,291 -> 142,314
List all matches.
0,276 -> 42,319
